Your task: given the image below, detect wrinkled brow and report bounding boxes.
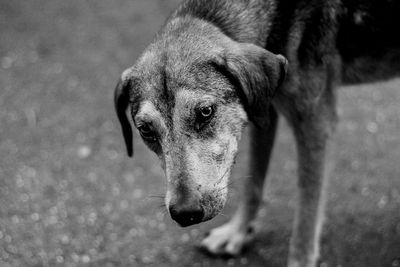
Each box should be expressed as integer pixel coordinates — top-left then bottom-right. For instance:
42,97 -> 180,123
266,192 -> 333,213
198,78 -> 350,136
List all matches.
175,90 -> 217,107
134,101 -> 167,132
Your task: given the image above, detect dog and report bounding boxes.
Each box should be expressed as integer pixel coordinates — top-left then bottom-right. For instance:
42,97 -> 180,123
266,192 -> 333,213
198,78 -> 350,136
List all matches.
114,1 -> 400,266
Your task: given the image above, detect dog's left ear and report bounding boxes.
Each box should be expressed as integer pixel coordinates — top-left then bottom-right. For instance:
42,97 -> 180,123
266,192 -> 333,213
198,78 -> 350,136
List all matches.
219,42 -> 288,128
114,70 -> 134,157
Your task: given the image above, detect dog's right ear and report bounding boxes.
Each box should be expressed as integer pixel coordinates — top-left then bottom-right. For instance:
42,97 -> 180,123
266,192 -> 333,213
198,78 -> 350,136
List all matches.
214,41 -> 288,128
114,70 -> 134,157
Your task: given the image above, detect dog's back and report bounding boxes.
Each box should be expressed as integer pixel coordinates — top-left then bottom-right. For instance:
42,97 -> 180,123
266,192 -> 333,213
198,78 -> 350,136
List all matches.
175,0 -> 400,85
336,1 -> 400,83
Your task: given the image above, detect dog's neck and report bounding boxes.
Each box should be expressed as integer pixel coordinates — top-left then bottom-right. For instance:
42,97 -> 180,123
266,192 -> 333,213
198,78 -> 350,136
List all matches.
170,0 -> 277,47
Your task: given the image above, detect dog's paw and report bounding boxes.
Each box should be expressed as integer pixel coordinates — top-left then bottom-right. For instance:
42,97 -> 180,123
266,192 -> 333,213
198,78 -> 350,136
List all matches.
199,222 -> 255,256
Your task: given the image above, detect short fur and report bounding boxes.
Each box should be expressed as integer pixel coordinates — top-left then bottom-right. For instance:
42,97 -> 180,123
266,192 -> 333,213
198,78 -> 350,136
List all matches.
114,1 -> 400,266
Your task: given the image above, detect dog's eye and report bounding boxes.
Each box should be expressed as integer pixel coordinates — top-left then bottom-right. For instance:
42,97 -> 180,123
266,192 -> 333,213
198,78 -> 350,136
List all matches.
195,105 -> 215,131
138,124 -> 157,142
199,106 -> 214,119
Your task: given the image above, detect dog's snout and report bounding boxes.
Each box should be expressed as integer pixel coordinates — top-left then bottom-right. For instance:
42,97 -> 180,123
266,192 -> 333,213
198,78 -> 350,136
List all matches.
169,204 -> 204,227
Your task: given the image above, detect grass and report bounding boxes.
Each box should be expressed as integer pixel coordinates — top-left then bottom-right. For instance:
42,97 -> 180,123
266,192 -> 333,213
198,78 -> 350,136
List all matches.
0,1 -> 399,266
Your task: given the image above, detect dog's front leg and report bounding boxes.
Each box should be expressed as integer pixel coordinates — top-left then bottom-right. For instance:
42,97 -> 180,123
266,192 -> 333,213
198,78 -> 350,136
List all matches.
201,107 -> 279,256
287,99 -> 336,267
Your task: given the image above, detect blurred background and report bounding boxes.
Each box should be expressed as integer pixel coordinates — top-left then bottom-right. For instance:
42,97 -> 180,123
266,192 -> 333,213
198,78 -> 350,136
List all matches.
0,1 -> 399,266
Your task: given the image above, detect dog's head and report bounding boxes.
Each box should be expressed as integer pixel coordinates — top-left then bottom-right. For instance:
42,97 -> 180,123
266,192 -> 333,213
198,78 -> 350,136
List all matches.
114,19 -> 287,227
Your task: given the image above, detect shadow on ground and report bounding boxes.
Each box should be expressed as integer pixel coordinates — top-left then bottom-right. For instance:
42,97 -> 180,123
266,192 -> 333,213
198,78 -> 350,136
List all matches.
0,1 -> 399,266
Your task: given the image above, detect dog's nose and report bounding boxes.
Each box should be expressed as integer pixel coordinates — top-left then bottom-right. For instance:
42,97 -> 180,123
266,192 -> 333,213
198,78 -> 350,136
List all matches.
169,204 -> 204,227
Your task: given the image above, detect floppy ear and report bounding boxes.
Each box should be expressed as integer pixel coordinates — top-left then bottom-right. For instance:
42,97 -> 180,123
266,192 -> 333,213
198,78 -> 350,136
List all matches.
222,42 -> 288,128
114,71 -> 133,157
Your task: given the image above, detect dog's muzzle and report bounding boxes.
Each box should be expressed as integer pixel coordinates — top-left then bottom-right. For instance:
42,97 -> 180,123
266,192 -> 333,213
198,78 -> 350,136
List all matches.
168,203 -> 204,227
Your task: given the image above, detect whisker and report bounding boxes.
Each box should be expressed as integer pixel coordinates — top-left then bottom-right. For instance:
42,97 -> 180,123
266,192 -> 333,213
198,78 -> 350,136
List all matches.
228,180 -> 235,187
156,204 -> 168,214
214,180 -> 237,194
216,185 -> 229,193
216,167 -> 230,186
234,175 -> 253,179
146,195 -> 165,199
162,208 -> 169,216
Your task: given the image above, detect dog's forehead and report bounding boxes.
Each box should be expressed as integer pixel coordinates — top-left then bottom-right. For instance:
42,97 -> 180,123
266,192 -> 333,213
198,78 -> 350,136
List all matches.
132,53 -> 230,115
174,90 -> 216,108
134,18 -> 225,80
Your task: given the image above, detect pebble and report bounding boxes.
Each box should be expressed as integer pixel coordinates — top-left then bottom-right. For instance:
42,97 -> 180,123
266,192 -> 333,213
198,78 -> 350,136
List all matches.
180,233 -> 190,243
367,121 -> 378,133
81,255 -> 90,264
378,195 -> 388,209
77,146 -> 91,158
393,258 -> 400,267
60,235 -> 70,245
31,213 -> 40,221
56,255 -> 64,263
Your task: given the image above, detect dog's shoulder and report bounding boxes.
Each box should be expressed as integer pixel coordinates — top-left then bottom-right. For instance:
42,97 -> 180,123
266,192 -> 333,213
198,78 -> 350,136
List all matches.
171,0 -> 275,45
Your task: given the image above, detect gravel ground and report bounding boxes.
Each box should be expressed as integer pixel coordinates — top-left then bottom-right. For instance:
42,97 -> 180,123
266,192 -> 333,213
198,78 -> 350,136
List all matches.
0,1 -> 400,266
